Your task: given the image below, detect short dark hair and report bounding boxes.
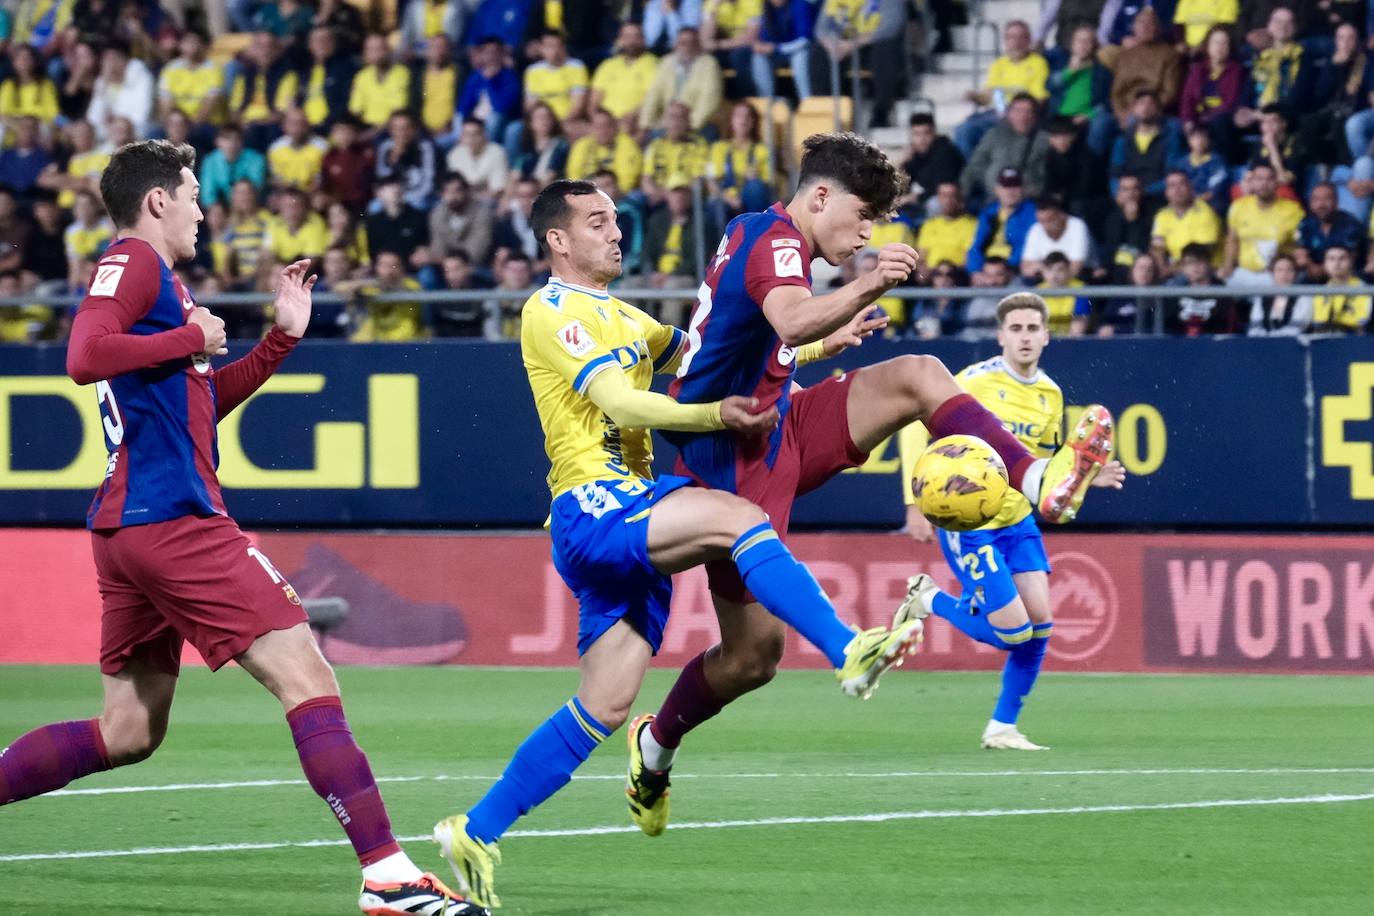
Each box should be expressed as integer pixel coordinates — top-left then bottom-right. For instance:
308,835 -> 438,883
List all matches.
99,139 -> 197,229
1045,114 -> 1077,136
1043,251 -> 1069,267
1180,242 -> 1212,261
1133,87 -> 1160,104
796,132 -> 906,218
1325,243 -> 1352,257
531,178 -> 601,255
1259,103 -> 1285,119
909,113 -> 935,129
1035,194 -> 1066,212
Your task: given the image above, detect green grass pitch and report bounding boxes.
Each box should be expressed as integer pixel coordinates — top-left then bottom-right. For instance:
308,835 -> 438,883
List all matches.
2,665 -> 1371,915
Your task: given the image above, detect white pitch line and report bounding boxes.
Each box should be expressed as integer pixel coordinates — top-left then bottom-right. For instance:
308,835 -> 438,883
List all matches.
45,767 -> 1374,798
4,793 -> 1372,863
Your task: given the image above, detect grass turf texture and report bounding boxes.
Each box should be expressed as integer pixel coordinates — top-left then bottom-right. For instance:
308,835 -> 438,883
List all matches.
1,665 -> 1371,915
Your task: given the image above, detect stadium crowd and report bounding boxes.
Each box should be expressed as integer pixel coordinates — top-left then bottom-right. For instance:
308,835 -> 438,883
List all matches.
0,0 -> 1369,343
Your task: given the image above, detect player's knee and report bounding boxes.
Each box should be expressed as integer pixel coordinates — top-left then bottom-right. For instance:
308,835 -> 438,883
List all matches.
722,498 -> 769,543
721,634 -> 785,691
582,699 -> 631,732
100,710 -> 168,766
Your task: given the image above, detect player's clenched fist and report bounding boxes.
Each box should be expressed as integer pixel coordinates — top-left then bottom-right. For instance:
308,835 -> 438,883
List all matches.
186,306 -> 227,356
720,395 -> 780,436
872,243 -> 920,289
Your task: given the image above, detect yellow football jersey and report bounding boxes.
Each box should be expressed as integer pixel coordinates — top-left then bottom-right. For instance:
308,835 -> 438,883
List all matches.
900,356 -> 1063,530
521,279 -> 687,497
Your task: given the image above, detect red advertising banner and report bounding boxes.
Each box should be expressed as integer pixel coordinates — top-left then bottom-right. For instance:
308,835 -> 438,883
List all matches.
1,529 -> 1371,675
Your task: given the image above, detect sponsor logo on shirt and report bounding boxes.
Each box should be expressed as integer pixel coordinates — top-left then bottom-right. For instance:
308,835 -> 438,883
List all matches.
773,247 -> 803,278
89,264 -> 125,297
558,320 -> 596,357
771,237 -> 801,249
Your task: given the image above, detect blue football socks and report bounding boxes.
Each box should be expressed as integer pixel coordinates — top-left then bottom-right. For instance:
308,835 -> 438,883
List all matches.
993,624 -> 1052,725
731,522 -> 856,669
465,697 -> 611,843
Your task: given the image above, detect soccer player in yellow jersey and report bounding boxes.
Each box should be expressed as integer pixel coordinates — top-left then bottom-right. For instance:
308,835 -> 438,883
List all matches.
432,180 -> 923,908
895,293 -> 1124,750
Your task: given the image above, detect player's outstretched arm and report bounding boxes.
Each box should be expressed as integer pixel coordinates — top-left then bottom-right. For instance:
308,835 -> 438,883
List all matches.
213,260 -> 316,420
585,368 -> 778,435
761,243 -> 917,346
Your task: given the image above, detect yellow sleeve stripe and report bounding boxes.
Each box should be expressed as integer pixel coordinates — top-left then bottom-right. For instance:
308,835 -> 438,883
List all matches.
565,699 -> 610,742
1032,623 -> 1054,638
730,528 -> 779,562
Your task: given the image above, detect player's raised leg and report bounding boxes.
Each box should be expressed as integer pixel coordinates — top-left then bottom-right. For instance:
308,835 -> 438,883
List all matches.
237,623 -> 482,915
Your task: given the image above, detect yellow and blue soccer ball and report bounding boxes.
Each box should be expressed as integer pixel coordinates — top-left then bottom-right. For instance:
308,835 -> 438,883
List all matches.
911,435 -> 1008,531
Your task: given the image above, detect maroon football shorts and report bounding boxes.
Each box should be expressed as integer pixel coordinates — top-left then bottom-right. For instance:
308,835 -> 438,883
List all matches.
93,514 -> 307,676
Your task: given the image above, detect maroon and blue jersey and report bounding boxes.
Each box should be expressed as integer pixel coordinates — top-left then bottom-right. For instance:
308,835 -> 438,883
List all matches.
71,238 -> 227,530
667,203 -> 813,491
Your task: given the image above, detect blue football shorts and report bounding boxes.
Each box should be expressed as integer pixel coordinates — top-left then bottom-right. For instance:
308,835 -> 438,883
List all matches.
938,514 -> 1052,615
549,475 -> 695,655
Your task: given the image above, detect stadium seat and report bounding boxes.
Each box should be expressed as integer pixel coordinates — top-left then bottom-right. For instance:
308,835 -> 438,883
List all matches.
209,33 -> 253,64
792,97 -> 853,162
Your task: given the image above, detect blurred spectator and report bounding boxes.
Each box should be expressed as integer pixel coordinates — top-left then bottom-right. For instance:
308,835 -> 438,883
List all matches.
86,39 -> 154,140
962,255 -> 1018,338
644,181 -> 701,302
320,116 -> 375,211
751,0 -> 817,101
299,25 -> 357,131
156,31 -> 222,143
1238,0 -> 1311,44
1221,164 -> 1303,287
0,44 -> 59,134
58,42 -> 101,122
1020,194 -> 1091,279
68,0 -> 121,51
1247,104 -> 1307,191
303,247 -> 355,337
1168,243 -> 1237,335
20,193 -> 67,286
353,249 -> 427,341
493,176 -> 543,272
430,251 -> 493,336
511,102 -> 569,185
568,107 -> 643,195
400,0 -> 468,61
1045,25 -> 1110,147
200,202 -> 233,281
705,101 -> 772,219
458,38 -> 521,141
701,0 -> 755,95
1311,245 -> 1370,332
1107,8 -> 1181,129
1042,116 -> 1101,225
349,32 -> 411,132
1150,170 -> 1221,277
641,100 -> 708,208
226,179 -> 271,288
1096,174 -> 1157,283
0,115 -> 52,198
1171,121 -> 1229,212
0,187 -> 31,274
483,251 -> 533,339
376,110 -> 439,210
1178,26 -> 1244,159
1298,23 -> 1367,167
1037,251 -> 1090,336
910,260 -> 965,339
1031,0 -> 1102,48
267,107 -> 328,192
589,168 -> 645,274
967,167 -> 1036,278
1235,7 -> 1303,128
1097,251 -> 1162,337
915,182 -> 976,273
1096,0 -> 1152,47
955,20 -> 1048,157
523,30 -> 589,125
265,187 -> 329,264
1173,0 -> 1238,50
63,189 -> 113,276
590,22 -> 659,135
253,0 -> 316,51
815,0 -> 907,127
199,124 -> 267,209
326,200 -> 371,269
1109,89 -> 1182,200
447,117 -> 510,198
960,94 -> 1047,204
1247,253 -> 1311,335
1295,182 -> 1362,281
465,0 -> 536,50
644,0 -> 703,55
1342,27 -> 1374,162
899,112 -> 963,214
640,26 -> 723,133
229,32 -> 299,151
0,270 -> 53,341
38,119 -> 108,210
429,175 -> 494,266
366,177 -> 430,264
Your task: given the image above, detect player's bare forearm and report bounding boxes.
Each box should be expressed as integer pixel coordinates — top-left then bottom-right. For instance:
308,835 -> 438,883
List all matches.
66,308 -> 206,385
213,327 -> 299,420
762,272 -> 889,346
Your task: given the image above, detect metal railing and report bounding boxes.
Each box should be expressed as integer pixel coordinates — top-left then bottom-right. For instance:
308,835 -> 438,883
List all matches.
970,20 -> 1001,95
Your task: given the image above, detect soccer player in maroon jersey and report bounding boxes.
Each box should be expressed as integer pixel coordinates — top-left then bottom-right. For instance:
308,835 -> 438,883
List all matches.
623,133 -> 1116,829
0,140 -> 485,916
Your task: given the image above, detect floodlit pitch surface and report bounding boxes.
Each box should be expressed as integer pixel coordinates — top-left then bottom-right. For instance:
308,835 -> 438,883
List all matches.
2,665 -> 1370,914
